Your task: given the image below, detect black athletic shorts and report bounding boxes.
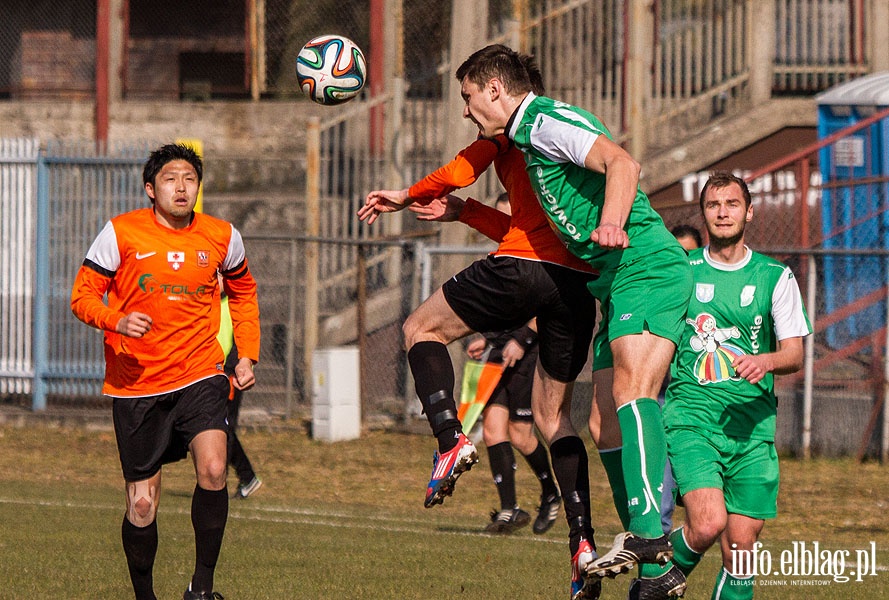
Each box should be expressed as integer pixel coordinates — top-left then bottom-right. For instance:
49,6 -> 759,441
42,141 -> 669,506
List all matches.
487,345 -> 538,422
112,375 -> 230,482
442,255 -> 596,382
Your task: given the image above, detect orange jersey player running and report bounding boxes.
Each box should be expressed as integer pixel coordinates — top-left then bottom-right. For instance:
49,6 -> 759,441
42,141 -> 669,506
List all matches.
71,143 -> 260,600
359,56 -> 604,598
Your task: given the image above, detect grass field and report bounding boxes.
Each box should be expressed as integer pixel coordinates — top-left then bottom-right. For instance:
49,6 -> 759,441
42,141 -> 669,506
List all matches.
0,422 -> 887,599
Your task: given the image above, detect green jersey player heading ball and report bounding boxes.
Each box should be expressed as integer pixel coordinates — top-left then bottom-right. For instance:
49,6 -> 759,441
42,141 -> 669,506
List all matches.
455,44 -> 693,599
664,171 -> 812,600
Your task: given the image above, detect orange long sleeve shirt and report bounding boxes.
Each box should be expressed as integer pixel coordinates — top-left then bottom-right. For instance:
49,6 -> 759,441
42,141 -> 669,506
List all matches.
408,135 -> 594,274
71,208 -> 260,397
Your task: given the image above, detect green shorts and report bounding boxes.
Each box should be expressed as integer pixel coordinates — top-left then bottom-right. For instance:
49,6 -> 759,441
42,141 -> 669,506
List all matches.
666,427 -> 779,519
591,246 -> 691,370
592,320 -> 612,371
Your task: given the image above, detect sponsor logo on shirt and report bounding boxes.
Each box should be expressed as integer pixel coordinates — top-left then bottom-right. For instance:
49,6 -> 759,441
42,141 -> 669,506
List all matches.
534,167 -> 583,241
137,273 -> 211,297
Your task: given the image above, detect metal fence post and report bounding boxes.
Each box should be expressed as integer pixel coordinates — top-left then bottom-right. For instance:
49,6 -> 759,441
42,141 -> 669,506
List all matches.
802,254 -> 817,458
883,263 -> 889,462
284,239 -> 299,419
32,150 -> 49,411
403,239 -> 425,420
304,117 -> 321,410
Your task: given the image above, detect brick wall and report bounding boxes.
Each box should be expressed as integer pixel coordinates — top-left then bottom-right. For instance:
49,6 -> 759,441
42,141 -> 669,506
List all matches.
14,30 -> 94,99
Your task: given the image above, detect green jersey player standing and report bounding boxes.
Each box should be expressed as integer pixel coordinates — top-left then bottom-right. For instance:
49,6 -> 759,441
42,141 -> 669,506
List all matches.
664,171 -> 812,599
455,44 -> 692,600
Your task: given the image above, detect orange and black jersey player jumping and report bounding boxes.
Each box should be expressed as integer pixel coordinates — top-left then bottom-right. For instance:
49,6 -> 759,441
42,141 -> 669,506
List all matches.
409,134 -> 594,275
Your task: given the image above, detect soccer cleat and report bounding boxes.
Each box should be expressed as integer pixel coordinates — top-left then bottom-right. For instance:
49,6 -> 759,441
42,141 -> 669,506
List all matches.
570,539 -> 602,600
533,493 -> 561,534
183,590 -> 225,600
586,532 -> 673,579
232,476 -> 262,499
423,434 -> 478,508
485,507 -> 531,534
627,565 -> 687,599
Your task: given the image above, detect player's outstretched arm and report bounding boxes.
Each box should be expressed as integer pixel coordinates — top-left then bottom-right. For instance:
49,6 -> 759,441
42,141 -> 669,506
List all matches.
585,136 -> 639,250
358,188 -> 412,225
408,194 -> 465,222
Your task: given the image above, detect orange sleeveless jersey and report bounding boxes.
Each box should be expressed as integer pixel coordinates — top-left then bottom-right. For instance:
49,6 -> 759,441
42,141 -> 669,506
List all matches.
408,135 -> 594,274
71,208 -> 260,397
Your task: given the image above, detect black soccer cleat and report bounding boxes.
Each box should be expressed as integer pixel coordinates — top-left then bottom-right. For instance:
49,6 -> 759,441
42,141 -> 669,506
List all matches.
485,507 -> 531,534
585,532 -> 673,579
627,565 -> 687,599
533,493 -> 561,534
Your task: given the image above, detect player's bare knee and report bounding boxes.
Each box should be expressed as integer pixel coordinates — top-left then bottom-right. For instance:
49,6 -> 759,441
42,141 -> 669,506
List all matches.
196,458 -> 227,488
128,496 -> 156,526
687,518 -> 724,549
507,424 -> 536,454
402,315 -> 428,348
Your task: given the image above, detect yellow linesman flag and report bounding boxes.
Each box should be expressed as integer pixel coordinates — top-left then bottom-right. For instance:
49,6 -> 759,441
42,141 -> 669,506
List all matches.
458,359 -> 504,433
176,138 -> 204,213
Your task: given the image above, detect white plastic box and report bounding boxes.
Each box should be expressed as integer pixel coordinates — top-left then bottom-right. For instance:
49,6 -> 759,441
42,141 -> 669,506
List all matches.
312,346 -> 361,441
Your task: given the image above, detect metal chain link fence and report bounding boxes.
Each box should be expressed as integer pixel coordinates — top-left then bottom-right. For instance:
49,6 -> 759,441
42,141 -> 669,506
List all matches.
1,0 -> 96,98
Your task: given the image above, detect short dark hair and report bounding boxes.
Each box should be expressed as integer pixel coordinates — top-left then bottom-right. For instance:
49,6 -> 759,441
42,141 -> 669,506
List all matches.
519,54 -> 545,96
670,224 -> 703,248
142,143 -> 203,188
455,44 -> 534,96
698,170 -> 750,212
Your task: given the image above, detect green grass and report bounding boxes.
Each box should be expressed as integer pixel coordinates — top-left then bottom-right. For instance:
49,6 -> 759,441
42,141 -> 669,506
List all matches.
0,425 -> 887,599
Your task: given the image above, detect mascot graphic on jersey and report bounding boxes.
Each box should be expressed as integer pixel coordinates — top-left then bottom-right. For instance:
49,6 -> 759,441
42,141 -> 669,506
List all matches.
687,312 -> 744,384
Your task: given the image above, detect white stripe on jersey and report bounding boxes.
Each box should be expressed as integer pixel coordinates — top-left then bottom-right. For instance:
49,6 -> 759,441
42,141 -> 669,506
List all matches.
84,220 -> 121,272
771,267 -> 812,340
529,112 -> 600,167
222,224 -> 246,271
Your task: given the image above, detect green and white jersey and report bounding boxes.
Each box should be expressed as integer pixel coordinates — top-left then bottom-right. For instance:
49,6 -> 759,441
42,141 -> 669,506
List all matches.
664,247 -> 813,441
506,93 -> 678,296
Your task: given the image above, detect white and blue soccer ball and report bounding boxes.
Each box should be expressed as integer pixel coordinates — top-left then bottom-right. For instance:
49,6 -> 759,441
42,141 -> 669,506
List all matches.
295,34 -> 367,105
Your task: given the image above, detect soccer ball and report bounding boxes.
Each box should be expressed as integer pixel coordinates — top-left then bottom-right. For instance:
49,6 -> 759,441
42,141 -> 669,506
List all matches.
295,35 -> 367,105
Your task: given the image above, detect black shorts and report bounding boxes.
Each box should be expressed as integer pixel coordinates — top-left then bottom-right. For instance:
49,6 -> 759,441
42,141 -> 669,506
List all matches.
112,375 -> 230,482
443,255 -> 596,382
487,345 -> 538,422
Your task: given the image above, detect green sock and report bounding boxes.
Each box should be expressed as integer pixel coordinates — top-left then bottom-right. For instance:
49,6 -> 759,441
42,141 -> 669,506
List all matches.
712,567 -> 754,599
616,398 -> 666,539
640,561 -> 672,578
598,448 -> 630,529
670,527 -> 703,576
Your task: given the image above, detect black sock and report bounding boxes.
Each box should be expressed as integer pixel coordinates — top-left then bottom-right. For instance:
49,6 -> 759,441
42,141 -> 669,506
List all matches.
522,441 -> 559,499
190,485 -> 228,594
549,436 -> 594,555
407,341 -> 461,452
121,517 -> 158,600
487,441 -> 517,510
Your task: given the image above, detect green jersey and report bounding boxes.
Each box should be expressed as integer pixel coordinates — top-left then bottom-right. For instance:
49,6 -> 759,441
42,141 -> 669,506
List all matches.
506,93 -> 678,298
664,247 -> 812,441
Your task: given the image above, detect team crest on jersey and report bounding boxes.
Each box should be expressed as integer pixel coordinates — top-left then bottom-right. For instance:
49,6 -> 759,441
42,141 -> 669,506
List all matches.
167,251 -> 185,271
686,312 -> 744,384
695,282 -> 715,303
196,250 -> 210,268
740,285 -> 756,307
